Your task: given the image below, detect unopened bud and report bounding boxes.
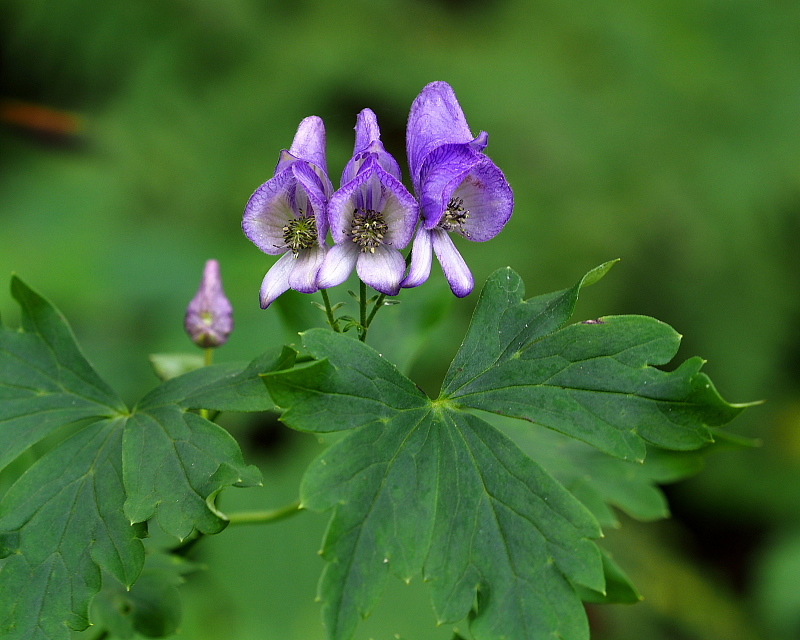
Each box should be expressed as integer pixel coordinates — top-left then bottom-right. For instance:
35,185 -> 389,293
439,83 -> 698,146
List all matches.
185,259 -> 234,348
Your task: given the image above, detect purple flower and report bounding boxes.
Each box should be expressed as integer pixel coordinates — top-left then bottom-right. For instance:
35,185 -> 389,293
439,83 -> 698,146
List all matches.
401,81 -> 514,297
185,259 -> 234,348
317,109 -> 418,296
243,116 -> 333,308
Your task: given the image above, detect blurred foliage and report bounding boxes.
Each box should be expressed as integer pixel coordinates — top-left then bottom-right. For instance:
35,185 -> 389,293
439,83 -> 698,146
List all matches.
1,0 -> 800,638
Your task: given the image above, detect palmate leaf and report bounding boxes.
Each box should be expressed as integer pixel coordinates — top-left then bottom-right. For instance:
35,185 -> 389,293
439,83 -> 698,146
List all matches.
0,277 -> 289,640
263,264 -> 745,640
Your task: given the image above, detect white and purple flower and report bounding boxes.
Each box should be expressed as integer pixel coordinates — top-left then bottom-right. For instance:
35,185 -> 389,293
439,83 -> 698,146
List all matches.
243,116 -> 333,308
401,81 -> 514,297
317,109 -> 418,296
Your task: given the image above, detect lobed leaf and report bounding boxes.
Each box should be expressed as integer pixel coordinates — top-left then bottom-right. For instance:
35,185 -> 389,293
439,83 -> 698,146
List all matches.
0,277 -> 287,639
0,420 -> 145,640
264,264 -> 745,640
265,330 -> 604,640
0,276 -> 125,474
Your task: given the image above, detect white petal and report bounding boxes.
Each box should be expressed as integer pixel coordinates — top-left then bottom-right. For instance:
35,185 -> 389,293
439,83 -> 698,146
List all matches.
431,229 -> 474,297
259,252 -> 294,308
356,245 -> 406,296
317,241 -> 361,289
289,245 -> 328,293
401,227 -> 432,289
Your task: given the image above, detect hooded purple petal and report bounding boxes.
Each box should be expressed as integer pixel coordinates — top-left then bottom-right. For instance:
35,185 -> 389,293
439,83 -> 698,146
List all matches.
356,245 -> 407,296
291,161 -> 330,241
354,108 -> 381,152
287,116 -> 328,174
401,226 -> 433,289
328,157 -> 417,248
185,260 -> 234,347
431,229 -> 474,297
342,109 -> 402,184
418,144 -> 513,241
406,81 -> 487,190
288,244 -> 328,293
316,241 -> 361,290
243,170 -> 297,255
259,252 -> 295,309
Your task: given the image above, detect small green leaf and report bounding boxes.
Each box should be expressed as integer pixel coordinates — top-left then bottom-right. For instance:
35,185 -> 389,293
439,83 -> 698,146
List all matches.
148,353 -> 205,381
91,553 -> 198,639
495,416 -> 709,528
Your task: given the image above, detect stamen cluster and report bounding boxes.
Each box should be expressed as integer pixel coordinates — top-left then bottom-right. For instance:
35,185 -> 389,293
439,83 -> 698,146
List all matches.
439,197 -> 470,235
281,215 -> 318,256
350,208 -> 389,253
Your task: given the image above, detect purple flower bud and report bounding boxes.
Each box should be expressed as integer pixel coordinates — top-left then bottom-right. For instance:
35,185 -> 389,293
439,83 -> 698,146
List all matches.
185,259 -> 234,348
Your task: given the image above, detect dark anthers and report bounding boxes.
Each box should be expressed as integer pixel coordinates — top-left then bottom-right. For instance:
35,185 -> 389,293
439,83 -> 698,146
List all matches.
439,197 -> 470,236
350,208 -> 389,253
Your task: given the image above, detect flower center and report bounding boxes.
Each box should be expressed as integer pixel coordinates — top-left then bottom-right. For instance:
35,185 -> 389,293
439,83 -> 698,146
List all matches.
350,209 -> 388,253
280,215 -> 318,256
438,197 -> 470,236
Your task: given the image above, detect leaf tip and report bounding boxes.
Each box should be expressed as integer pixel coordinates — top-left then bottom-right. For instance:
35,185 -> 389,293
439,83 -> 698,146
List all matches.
732,399 -> 765,409
580,259 -> 620,288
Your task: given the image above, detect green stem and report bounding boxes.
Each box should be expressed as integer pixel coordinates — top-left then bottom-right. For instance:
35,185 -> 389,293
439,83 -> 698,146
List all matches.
365,293 -> 386,329
200,348 -> 214,420
226,500 -> 303,526
359,280 -> 368,341
320,289 -> 340,332
167,501 -> 303,556
89,630 -> 109,640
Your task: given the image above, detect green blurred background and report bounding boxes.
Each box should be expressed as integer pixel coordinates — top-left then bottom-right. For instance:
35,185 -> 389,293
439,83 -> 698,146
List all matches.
2,0 -> 800,638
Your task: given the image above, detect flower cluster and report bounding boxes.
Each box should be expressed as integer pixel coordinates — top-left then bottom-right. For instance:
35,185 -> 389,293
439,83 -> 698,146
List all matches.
243,82 -> 513,308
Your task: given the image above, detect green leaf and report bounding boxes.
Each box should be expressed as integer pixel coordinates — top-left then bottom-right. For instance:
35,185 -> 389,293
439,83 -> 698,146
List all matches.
148,353 -> 205,381
0,419 -> 145,639
0,277 -> 286,639
0,276 -> 125,474
265,330 -> 604,640
574,548 -> 641,604
263,265 -> 745,640
91,552 -> 199,639
494,415 -> 710,528
445,267 -> 743,462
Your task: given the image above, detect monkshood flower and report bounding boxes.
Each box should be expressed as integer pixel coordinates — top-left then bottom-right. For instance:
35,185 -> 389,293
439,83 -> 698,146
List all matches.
243,116 -> 333,308
317,109 -> 418,296
401,81 -> 514,297
185,259 -> 234,348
